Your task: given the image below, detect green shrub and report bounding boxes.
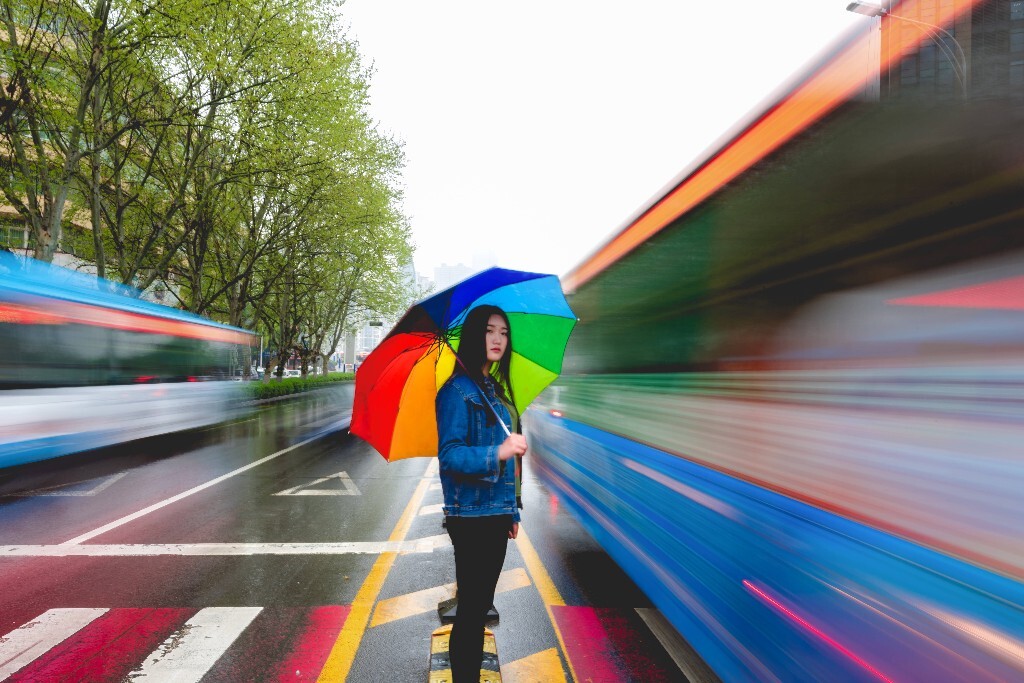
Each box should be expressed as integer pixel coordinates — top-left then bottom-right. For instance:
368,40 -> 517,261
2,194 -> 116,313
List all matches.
248,372 -> 355,401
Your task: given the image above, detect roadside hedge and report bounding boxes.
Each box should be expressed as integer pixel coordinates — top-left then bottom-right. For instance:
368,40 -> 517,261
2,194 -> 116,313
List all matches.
247,372 -> 355,401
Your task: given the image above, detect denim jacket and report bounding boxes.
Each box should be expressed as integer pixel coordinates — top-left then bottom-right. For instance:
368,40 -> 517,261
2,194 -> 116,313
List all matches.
436,373 -> 520,522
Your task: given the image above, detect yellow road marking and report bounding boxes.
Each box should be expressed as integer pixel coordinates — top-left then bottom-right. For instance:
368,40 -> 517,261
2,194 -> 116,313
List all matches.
515,526 -> 564,607
371,567 -> 532,627
424,459 -> 439,478
517,525 -> 578,683
502,648 -> 567,683
316,464 -> 432,682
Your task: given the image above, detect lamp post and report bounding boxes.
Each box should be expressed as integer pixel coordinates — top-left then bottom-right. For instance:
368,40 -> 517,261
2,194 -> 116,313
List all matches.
847,1 -> 968,99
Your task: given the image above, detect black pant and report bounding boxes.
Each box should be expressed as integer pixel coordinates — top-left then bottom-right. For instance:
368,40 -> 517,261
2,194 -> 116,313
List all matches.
445,514 -> 512,683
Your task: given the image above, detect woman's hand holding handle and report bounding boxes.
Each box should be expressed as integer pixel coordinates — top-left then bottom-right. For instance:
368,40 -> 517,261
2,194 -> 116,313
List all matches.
498,434 -> 527,461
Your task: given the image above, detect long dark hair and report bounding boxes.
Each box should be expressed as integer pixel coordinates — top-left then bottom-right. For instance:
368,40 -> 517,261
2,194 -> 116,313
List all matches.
454,305 -> 516,406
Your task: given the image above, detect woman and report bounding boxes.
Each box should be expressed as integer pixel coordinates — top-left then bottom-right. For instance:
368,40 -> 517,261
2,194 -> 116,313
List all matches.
436,304 -> 528,683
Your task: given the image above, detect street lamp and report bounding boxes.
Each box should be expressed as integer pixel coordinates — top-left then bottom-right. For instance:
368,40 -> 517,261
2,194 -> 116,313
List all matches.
847,1 -> 968,99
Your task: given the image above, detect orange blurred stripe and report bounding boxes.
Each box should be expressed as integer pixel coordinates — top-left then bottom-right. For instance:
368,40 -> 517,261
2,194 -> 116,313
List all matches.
564,0 -> 982,293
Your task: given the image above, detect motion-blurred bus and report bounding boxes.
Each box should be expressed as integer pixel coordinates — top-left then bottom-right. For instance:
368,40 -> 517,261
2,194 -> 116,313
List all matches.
0,252 -> 257,469
528,2 -> 1024,681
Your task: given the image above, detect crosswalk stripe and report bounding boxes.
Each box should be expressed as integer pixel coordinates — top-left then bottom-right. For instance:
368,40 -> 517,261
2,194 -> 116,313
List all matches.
127,607 -> 262,682
5,607 -> 192,682
400,533 -> 450,556
0,608 -> 108,679
371,567 -> 532,627
418,503 -> 444,516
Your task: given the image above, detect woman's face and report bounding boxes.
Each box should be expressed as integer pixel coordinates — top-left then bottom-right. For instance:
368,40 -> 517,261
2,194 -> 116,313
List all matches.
484,313 -> 509,365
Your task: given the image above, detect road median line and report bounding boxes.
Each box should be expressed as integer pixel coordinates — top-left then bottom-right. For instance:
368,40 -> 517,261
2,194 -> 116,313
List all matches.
316,460 -> 433,682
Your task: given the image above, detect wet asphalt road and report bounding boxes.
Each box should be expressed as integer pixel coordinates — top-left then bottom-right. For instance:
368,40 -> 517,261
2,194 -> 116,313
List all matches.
0,385 -> 693,682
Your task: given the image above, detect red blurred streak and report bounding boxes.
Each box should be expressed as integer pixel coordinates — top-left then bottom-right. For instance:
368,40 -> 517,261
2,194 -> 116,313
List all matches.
549,491 -> 560,521
743,580 -> 896,683
0,299 -> 253,344
887,275 -> 1024,310
0,302 -> 63,325
564,0 -> 983,293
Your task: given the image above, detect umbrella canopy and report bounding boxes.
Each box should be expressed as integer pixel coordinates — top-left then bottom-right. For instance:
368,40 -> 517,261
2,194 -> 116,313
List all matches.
351,267 -> 576,460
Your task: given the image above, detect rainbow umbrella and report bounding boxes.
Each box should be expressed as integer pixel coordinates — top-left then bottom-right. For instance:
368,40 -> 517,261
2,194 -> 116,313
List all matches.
351,267 -> 576,461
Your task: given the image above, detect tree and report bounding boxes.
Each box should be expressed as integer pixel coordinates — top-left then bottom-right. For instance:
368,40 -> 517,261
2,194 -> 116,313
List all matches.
1,0 -> 164,262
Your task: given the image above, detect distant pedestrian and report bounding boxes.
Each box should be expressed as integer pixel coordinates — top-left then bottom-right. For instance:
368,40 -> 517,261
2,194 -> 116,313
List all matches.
436,304 -> 526,683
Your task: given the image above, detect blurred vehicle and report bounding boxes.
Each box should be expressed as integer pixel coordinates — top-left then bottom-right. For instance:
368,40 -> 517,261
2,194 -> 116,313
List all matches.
0,252 -> 258,469
530,4 -> 1024,682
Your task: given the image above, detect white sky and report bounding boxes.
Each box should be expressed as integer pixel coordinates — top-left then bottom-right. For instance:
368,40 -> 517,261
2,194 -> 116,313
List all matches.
337,2 -> 866,280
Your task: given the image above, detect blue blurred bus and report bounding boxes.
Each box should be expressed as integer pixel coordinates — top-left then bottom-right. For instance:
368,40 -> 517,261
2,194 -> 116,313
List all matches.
528,2 -> 1024,680
0,252 -> 257,468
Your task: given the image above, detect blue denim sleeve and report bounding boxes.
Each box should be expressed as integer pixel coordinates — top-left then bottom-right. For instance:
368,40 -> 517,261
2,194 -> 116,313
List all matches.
436,382 -> 500,482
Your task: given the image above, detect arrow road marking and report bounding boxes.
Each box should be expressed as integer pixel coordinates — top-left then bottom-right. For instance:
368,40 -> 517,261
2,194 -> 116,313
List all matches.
5,472 -> 127,497
274,472 -> 361,496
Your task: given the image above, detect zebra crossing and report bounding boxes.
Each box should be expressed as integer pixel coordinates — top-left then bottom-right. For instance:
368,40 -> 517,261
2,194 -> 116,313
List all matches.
0,603 -> 674,682
0,606 -> 350,682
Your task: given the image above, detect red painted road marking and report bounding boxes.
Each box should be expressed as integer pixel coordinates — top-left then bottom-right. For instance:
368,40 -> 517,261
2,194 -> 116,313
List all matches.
199,606 -> 353,682
6,607 -> 193,682
593,609 -> 679,683
550,606 -> 623,682
1,606 -> 352,682
274,606 -> 351,681
0,609 -> 106,680
127,607 -> 263,680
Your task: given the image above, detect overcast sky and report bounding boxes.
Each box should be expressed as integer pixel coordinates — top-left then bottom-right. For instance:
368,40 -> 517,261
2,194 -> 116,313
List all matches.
337,2 -> 867,281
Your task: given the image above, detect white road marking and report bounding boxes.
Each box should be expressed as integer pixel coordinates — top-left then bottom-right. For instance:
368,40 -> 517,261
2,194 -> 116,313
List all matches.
0,540 -> 441,557
7,472 -> 128,497
273,471 -> 360,496
636,607 -> 720,683
0,608 -> 107,679
418,503 -> 444,516
127,606 -> 261,682
61,436 -> 320,546
400,534 -> 451,555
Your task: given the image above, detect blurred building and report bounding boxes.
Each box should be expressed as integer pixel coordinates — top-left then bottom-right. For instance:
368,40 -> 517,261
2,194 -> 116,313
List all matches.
417,272 -> 433,293
876,0 -> 1022,102
433,262 -> 472,291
